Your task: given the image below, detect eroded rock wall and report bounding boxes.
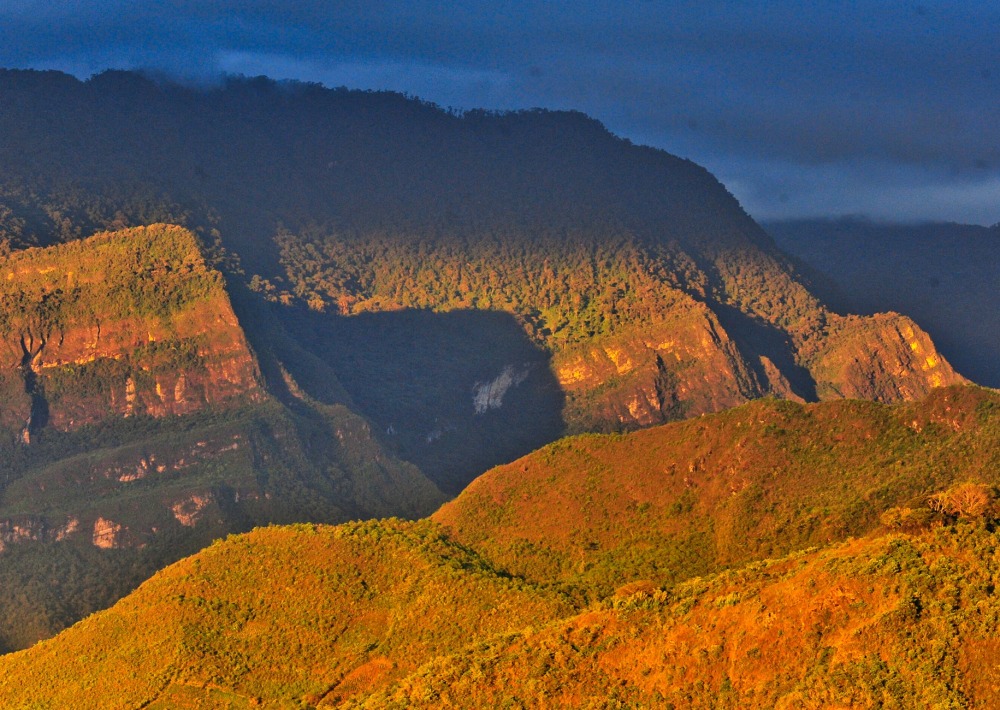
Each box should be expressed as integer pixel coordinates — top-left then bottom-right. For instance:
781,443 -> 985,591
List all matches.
0,225 -> 261,437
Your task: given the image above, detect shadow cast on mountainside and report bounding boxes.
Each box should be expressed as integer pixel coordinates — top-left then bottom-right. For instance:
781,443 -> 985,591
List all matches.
711,302 -> 819,402
277,307 -> 567,495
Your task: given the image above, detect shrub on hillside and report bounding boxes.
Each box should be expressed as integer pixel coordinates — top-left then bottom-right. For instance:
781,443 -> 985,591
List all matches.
927,482 -> 997,520
879,506 -> 935,532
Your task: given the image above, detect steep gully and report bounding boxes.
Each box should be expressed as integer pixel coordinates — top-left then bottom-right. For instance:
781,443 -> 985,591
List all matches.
18,332 -> 48,444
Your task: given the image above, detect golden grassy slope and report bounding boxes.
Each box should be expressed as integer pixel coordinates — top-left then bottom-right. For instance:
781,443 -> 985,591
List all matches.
4,386 -> 1000,708
434,384 -> 1000,595
0,520 -> 571,708
363,522 -> 1000,708
4,518 -> 1000,707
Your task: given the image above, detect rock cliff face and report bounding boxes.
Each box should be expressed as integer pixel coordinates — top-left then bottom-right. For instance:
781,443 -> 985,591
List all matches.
809,313 -> 966,402
0,224 -> 260,439
555,297 -> 763,430
0,516 -> 79,553
554,296 -> 966,432
767,218 -> 1000,390
0,422 -> 256,554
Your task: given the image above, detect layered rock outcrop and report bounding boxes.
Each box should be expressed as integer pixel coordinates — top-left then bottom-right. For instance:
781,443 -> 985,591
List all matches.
554,294 -> 966,432
809,313 -> 966,401
0,224 -> 261,438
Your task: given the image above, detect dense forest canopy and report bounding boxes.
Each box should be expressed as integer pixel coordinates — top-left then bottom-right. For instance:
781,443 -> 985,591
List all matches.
0,69 -> 811,326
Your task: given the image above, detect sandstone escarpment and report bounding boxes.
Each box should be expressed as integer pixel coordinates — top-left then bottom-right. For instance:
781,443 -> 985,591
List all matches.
553,289 -> 963,432
808,313 -> 967,401
555,296 -> 764,431
0,225 -> 261,438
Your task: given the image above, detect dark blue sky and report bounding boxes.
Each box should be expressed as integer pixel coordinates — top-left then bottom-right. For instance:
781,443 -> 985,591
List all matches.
2,1 -> 998,224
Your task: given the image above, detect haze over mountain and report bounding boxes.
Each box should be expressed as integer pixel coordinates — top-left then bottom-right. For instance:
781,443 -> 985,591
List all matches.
0,68 -> 974,651
4,2 -> 998,226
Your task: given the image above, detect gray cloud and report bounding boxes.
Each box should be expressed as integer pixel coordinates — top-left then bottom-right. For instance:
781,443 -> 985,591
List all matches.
1,1 -> 998,224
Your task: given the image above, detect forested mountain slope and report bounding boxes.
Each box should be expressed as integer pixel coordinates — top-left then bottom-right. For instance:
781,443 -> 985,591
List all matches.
0,69 -> 966,494
435,384 -> 1000,595
4,495 -> 1000,706
0,70 -> 976,654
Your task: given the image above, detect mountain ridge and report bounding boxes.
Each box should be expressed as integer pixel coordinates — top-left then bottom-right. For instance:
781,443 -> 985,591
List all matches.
434,384 -> 1000,594
0,68 -> 977,654
0,70 -> 966,446
767,217 -> 1000,389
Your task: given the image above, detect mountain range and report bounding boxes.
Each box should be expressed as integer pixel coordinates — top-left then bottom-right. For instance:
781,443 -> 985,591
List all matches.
0,70 -> 963,455
0,66 -> 987,685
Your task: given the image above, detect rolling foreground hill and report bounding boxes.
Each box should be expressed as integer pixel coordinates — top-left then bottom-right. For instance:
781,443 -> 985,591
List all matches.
3,387 -> 1000,706
0,521 -> 574,708
434,384 -> 1000,596
0,69 -> 967,493
2,502 -> 999,706
364,523 -> 1000,709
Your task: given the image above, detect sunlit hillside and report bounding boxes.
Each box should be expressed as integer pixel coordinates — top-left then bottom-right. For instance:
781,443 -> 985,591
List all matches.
0,521 -> 571,708
366,522 -> 1000,708
0,226 -> 444,652
1,386 -> 999,706
3,512 -> 999,707
435,384 -> 1000,596
0,70 -> 966,493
